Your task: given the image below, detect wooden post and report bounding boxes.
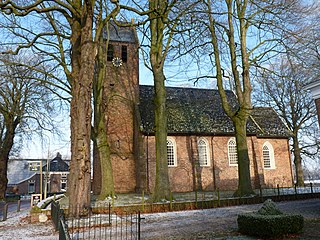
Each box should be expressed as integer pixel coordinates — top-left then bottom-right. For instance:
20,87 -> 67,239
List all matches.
3,203 -> 8,221
17,200 -> 21,212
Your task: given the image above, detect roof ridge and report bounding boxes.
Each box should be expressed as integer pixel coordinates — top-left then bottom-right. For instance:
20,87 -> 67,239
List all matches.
139,85 -> 234,93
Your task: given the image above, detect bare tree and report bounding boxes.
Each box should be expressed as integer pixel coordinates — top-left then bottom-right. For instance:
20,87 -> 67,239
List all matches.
254,57 -> 320,186
0,1 -> 120,216
0,55 -> 56,200
119,0 -> 198,201
189,0 -> 313,196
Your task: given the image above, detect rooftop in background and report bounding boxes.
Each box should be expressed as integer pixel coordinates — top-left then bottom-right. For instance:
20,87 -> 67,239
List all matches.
7,153 -> 70,185
139,85 -> 289,137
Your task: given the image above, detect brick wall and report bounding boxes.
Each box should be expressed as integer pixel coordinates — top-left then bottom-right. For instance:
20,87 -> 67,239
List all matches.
143,135 -> 293,193
93,39 -> 140,193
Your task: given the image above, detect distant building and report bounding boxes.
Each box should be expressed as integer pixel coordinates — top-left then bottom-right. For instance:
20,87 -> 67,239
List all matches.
7,153 -> 69,196
304,80 -> 320,126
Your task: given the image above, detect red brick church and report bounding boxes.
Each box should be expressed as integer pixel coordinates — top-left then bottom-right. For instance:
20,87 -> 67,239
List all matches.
93,23 -> 293,194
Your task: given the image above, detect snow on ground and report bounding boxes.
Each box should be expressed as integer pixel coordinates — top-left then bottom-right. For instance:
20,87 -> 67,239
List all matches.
0,208 -> 58,240
0,198 -> 319,240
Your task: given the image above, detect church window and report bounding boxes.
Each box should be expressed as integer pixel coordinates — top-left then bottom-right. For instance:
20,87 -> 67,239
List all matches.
122,45 -> 128,62
263,142 -> 275,169
198,138 -> 210,166
228,138 -> 238,165
167,137 -> 177,166
107,44 -> 114,61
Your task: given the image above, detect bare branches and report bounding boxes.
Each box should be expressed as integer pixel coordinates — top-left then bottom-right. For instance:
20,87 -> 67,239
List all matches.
0,1 -> 73,22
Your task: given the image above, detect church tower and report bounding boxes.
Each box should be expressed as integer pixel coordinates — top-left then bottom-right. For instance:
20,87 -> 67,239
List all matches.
93,22 -> 142,193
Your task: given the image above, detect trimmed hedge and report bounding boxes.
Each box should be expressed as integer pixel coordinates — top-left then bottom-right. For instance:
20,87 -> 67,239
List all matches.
237,213 -> 304,237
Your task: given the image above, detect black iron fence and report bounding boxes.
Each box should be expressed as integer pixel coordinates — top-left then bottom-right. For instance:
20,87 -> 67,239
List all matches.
49,184 -> 320,239
51,201 -> 142,240
51,201 -> 71,240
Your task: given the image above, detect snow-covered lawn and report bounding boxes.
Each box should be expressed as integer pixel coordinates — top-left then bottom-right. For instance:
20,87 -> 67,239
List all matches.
1,198 -> 319,240
0,208 -> 58,240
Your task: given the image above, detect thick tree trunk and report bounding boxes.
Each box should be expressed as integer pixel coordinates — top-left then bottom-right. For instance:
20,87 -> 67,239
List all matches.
68,3 -> 95,217
233,116 -> 254,196
0,156 -> 8,200
0,121 -> 17,200
93,109 -> 114,199
92,36 -> 115,200
152,70 -> 171,201
293,136 -> 304,186
148,0 -> 171,201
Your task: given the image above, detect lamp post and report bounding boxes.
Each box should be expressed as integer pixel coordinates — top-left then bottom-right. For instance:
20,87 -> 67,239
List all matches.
44,149 -> 50,199
43,137 -> 50,199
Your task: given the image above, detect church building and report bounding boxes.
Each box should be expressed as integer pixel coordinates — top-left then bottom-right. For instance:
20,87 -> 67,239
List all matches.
93,23 -> 294,194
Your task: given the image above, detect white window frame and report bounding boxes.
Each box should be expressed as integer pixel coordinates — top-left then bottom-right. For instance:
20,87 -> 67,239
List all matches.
228,138 -> 238,166
198,138 -> 210,166
61,173 -> 68,191
263,141 -> 275,169
167,137 -> 177,167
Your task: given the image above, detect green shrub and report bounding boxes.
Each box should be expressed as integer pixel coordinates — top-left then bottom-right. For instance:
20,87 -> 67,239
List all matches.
237,213 -> 304,237
30,206 -> 42,213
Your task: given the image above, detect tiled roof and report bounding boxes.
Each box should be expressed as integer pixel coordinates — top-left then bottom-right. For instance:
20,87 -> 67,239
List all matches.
43,154 -> 69,172
7,159 -> 41,185
8,156 -> 69,185
139,85 -> 289,137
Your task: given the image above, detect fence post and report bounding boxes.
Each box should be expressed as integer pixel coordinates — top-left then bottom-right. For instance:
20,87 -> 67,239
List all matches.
138,211 -> 145,240
310,182 -> 313,194
277,184 -> 280,196
141,190 -> 145,212
108,202 -> 111,225
3,203 -> 8,221
195,191 -> 198,209
17,200 -> 21,212
212,189 -> 215,208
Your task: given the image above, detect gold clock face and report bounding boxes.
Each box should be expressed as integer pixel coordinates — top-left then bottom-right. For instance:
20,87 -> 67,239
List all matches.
112,57 -> 123,67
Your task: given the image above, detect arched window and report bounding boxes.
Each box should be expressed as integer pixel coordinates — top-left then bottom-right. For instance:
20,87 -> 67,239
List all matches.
198,138 -> 210,166
263,142 -> 275,169
167,137 -> 177,166
228,138 -> 238,165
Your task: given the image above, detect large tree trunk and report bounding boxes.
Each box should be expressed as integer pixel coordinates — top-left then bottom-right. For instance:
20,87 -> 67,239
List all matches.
68,3 -> 95,217
92,36 -> 114,199
0,155 -> 8,200
149,0 -> 171,201
0,120 -> 18,200
152,70 -> 171,201
233,115 -> 254,196
293,136 -> 304,186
